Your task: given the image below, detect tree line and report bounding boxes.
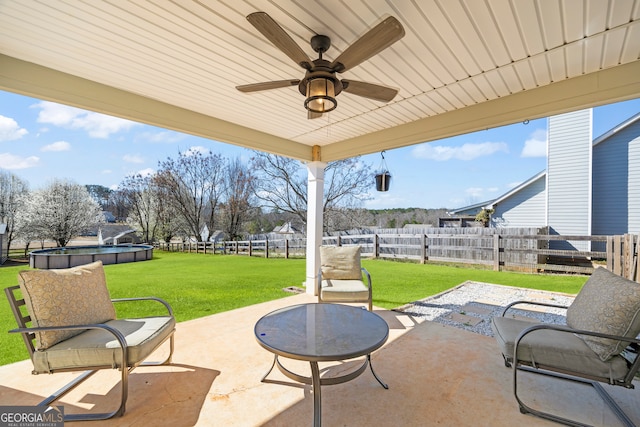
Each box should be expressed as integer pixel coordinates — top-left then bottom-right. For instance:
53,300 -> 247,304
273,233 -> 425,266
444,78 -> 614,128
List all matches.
0,150 -> 382,252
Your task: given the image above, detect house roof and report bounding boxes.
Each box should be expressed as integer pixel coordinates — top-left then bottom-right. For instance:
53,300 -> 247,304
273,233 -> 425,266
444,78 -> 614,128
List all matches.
273,222 -> 301,234
1,1 -> 639,163
447,200 -> 493,216
485,170 -> 547,209
593,111 -> 640,146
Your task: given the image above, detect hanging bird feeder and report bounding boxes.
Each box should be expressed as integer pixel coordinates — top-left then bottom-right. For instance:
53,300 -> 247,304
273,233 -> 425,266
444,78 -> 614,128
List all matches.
375,151 -> 391,192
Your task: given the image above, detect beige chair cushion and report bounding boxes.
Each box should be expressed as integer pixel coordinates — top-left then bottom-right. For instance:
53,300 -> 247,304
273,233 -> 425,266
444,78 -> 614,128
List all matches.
491,317 -> 630,380
566,267 -> 640,361
320,279 -> 369,301
19,261 -> 116,350
32,316 -> 176,373
320,246 -> 362,280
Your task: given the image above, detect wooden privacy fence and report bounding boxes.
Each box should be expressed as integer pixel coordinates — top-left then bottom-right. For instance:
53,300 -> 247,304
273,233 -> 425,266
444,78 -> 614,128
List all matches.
156,231 -> 639,280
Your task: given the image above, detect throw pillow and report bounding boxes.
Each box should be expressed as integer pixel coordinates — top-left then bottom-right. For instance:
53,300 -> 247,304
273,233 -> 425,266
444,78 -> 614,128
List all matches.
320,246 -> 362,280
19,261 -> 116,350
567,267 -> 640,361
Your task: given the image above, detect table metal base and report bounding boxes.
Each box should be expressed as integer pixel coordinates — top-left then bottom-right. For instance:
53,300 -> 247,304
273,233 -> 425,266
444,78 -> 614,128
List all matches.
261,355 -> 388,426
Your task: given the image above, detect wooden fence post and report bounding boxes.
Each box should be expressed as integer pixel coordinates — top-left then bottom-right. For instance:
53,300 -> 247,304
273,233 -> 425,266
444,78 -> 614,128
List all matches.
337,235 -> 342,246
614,235 -> 622,275
421,234 -> 427,264
624,234 -> 633,280
265,239 -> 269,258
374,234 -> 379,259
493,234 -> 500,271
607,236 -> 614,271
631,233 -> 640,283
285,239 -> 289,259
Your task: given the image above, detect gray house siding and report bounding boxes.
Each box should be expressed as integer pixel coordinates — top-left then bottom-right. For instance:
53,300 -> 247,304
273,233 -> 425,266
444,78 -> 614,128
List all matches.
491,175 -> 546,227
547,109 -> 592,249
592,119 -> 640,235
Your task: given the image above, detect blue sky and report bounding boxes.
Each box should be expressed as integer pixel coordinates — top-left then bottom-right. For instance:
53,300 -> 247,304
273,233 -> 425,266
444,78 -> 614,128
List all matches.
1,90 -> 639,210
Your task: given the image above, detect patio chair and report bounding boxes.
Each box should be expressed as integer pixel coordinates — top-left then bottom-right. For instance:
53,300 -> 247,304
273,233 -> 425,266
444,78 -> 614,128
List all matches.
491,267 -> 640,427
317,245 -> 372,311
5,260 -> 175,422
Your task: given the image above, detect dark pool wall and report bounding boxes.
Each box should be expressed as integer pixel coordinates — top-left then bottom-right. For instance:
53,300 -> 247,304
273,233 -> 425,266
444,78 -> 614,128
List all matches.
30,245 -> 153,269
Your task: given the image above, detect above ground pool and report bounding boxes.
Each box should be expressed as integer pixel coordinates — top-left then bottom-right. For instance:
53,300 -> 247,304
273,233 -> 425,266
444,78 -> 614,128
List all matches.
30,245 -> 153,269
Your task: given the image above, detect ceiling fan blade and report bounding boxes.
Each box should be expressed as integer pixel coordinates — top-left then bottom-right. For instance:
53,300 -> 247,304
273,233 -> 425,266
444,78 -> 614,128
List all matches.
247,12 -> 312,69
236,80 -> 300,93
330,16 -> 405,73
342,80 -> 398,102
307,111 -> 323,120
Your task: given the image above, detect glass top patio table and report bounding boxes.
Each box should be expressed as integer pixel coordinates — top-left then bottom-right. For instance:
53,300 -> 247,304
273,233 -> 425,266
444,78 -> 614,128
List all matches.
255,303 -> 388,360
254,303 -> 389,426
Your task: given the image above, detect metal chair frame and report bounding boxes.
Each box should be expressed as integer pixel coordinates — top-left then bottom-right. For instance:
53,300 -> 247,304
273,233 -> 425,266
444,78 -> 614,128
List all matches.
499,300 -> 640,427
5,285 -> 175,422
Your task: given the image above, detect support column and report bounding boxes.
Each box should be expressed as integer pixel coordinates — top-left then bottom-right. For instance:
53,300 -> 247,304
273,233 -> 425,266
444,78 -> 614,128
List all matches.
305,161 -> 326,295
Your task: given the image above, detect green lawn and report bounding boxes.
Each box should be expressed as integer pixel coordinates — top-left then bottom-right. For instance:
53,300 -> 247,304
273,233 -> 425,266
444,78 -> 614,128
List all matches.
0,252 -> 588,366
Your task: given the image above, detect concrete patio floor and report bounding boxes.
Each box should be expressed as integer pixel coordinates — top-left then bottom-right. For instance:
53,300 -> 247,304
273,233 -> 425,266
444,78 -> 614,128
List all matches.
1,292 -> 639,426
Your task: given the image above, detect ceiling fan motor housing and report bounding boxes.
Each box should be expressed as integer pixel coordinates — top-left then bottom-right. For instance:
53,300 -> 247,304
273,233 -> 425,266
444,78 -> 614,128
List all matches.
310,34 -> 331,54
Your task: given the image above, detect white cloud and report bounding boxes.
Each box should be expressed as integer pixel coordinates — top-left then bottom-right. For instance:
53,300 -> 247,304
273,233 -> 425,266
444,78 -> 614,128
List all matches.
101,169 -> 112,174
521,129 -> 547,158
41,141 -> 71,152
137,168 -> 155,177
364,192 -> 408,209
123,154 -> 144,163
184,145 -> 210,156
0,153 -> 39,169
0,115 -> 28,141
507,181 -> 523,189
34,101 -> 138,138
463,186 -> 500,201
465,187 -> 485,199
412,141 -> 508,161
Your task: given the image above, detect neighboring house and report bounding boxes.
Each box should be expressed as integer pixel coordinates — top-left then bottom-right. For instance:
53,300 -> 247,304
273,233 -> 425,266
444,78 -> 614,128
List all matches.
449,110 -> 640,241
93,224 -> 142,245
489,171 -> 547,228
592,113 -> 640,236
273,222 -> 303,239
102,211 -> 116,223
441,201 -> 492,227
0,223 -> 7,264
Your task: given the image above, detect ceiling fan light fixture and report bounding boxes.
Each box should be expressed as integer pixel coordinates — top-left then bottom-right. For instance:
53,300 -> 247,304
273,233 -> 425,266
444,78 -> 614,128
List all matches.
304,77 -> 336,113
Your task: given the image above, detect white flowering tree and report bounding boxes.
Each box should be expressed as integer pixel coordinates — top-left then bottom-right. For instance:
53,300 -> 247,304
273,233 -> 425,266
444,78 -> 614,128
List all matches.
0,170 -> 29,251
17,179 -> 104,247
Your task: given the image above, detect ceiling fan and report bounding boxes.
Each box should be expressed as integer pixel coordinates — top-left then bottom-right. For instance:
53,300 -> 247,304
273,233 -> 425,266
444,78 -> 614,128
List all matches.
236,12 -> 405,119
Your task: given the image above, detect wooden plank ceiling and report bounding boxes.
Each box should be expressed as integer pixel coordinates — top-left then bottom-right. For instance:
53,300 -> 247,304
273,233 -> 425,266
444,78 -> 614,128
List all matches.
1,0 -> 639,161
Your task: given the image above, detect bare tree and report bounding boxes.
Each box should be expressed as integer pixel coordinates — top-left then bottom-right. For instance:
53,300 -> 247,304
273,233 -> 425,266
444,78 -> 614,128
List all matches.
251,152 -> 372,230
107,188 -> 130,222
221,158 -> 256,240
155,149 -> 224,241
117,174 -> 158,243
17,179 -> 104,247
0,170 -> 29,251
